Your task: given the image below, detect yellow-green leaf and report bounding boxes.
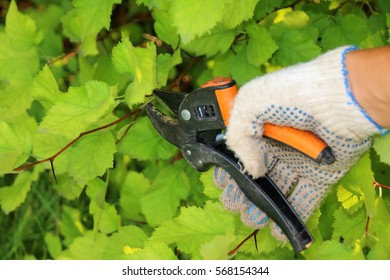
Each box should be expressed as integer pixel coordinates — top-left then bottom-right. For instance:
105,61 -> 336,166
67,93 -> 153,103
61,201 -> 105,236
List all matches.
112,36 -> 156,105
68,132 -> 116,186
0,121 -> 31,174
38,81 -> 116,139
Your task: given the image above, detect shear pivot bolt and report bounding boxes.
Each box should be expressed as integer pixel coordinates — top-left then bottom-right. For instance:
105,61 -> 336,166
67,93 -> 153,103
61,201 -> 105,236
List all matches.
186,150 -> 192,156
181,109 -> 191,121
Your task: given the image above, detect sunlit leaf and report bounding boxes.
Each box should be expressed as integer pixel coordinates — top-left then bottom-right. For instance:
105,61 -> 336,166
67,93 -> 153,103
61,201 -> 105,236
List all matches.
141,162 -> 190,227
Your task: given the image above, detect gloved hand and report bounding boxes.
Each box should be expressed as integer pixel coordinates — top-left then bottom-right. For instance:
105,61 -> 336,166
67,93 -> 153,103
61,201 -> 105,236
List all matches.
213,46 -> 384,241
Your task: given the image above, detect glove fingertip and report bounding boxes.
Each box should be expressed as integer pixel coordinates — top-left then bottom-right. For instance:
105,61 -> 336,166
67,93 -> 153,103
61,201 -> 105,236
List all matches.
213,167 -> 232,190
220,183 -> 248,212
241,203 -> 269,228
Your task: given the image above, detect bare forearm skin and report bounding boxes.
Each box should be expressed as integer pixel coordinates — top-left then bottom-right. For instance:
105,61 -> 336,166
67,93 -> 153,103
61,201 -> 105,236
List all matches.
346,46 -> 390,129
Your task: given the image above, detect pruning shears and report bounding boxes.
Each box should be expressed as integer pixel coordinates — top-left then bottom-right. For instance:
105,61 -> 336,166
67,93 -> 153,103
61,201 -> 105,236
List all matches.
146,77 -> 335,253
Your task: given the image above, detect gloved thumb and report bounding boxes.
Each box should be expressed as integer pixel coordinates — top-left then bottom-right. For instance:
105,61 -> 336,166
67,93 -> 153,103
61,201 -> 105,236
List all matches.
225,123 -> 271,178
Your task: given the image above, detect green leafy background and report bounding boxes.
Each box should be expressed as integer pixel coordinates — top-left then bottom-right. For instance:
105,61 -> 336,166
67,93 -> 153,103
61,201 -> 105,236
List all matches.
0,0 -> 390,260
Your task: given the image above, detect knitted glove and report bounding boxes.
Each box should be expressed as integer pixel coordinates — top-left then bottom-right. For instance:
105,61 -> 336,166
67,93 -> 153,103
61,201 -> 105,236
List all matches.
213,46 -> 384,241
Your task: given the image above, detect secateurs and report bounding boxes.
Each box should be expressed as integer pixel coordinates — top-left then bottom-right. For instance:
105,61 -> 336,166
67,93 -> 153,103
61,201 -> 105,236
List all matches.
146,77 -> 335,253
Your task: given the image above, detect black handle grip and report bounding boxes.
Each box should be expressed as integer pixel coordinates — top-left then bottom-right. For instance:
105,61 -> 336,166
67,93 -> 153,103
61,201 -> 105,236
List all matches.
181,138 -> 313,253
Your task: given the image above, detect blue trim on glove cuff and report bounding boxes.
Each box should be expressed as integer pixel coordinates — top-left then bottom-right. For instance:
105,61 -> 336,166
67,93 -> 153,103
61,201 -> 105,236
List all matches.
342,45 -> 390,135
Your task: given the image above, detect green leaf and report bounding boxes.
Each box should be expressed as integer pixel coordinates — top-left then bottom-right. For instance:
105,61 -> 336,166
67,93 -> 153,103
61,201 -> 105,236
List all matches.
254,0 -> 283,20
126,240 -> 177,260
86,178 -> 121,234
378,0 -> 390,12
120,171 -> 151,221
38,81 -> 116,139
68,131 -> 116,186
366,197 -> 390,257
141,162 -> 190,227
0,171 -> 34,214
152,201 -> 236,258
171,0 -> 233,43
371,197 -> 390,226
337,153 -> 376,216
318,187 -> 338,240
337,185 -> 363,213
27,4 -> 65,32
32,132 -> 71,176
5,0 -> 42,49
156,51 -> 182,87
201,168 -> 221,199
0,121 -> 32,174
0,33 -> 39,80
0,76 -> 34,120
62,0 -> 121,56
112,36 -> 156,105
245,225 -> 280,254
200,234 -> 237,260
321,13 -> 369,50
102,225 -> 147,259
54,174 -> 85,200
274,29 -> 321,66
373,134 -> 390,165
75,55 -> 95,86
44,233 -> 63,259
370,148 -> 390,187
86,178 -> 106,209
306,208 -> 322,233
222,0 -> 259,28
136,0 -> 161,9
60,206 -> 85,247
332,207 -> 366,247
230,47 -> 262,85
282,10 -> 310,29
183,23 -> 236,57
95,203 -> 121,234
367,223 -> 390,260
304,240 -> 364,260
118,116 -> 177,161
246,23 -> 278,67
212,52 -> 236,78
31,65 -> 61,110
94,54 -> 128,88
59,231 -> 109,260
360,31 -> 387,48
153,9 -> 179,47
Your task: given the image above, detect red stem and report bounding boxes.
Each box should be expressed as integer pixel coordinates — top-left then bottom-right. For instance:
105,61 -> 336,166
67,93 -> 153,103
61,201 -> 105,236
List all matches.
373,180 -> 390,190
228,229 -> 259,256
13,109 -> 140,173
365,216 -> 371,236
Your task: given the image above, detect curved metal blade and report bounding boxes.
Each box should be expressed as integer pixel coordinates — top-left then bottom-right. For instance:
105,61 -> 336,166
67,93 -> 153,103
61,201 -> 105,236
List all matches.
146,104 -> 190,147
153,89 -> 187,115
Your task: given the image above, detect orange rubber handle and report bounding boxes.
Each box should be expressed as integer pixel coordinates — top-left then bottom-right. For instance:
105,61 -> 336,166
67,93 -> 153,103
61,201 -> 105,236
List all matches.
202,77 -> 335,164
263,123 -> 334,164
202,77 -> 238,126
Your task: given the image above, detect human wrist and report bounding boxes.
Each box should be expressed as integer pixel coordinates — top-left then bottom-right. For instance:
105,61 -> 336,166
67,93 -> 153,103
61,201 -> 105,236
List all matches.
346,47 -> 390,131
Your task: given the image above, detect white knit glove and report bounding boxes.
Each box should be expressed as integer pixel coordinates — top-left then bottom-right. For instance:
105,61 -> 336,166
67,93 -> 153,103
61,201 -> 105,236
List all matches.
213,46 -> 383,241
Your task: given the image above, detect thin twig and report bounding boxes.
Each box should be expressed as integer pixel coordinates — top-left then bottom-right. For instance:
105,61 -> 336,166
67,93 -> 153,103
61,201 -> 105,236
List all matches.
14,112 -> 133,173
228,229 -> 259,256
47,45 -> 80,66
166,56 -> 203,90
365,216 -> 371,236
373,179 -> 390,190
